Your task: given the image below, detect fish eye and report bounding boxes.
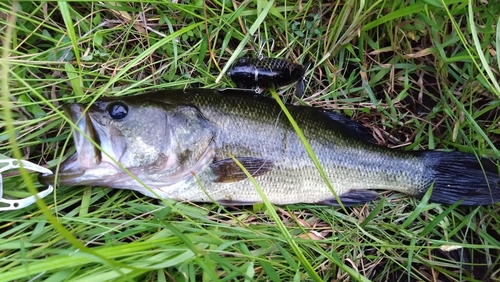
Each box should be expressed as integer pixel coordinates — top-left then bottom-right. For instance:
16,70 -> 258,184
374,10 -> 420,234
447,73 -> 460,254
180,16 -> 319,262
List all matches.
107,101 -> 129,120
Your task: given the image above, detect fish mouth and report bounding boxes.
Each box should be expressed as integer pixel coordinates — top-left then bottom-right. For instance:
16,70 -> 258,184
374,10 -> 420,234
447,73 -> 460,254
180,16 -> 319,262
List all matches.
39,104 -> 103,185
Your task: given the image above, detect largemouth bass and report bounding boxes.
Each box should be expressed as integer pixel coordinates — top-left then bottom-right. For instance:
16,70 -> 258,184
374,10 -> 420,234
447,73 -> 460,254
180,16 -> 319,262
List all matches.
39,89 -> 500,206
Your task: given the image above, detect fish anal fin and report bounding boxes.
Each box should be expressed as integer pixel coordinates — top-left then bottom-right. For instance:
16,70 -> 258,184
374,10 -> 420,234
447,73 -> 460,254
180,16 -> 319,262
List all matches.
317,190 -> 379,206
210,157 -> 274,183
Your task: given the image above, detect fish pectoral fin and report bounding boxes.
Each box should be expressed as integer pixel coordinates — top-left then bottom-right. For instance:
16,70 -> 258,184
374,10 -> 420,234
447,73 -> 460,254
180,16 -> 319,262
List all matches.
316,190 -> 379,206
210,157 -> 274,183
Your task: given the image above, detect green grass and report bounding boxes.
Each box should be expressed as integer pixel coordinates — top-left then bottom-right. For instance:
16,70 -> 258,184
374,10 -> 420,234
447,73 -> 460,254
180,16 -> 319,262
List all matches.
1,0 -> 500,281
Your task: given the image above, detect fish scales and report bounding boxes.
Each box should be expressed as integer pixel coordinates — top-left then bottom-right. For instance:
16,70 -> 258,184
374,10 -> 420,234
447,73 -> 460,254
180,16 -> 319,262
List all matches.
168,91 -> 429,203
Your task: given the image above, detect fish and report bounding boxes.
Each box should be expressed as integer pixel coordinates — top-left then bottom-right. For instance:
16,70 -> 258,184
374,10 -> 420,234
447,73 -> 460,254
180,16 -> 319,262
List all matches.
39,88 -> 500,206
228,57 -> 307,97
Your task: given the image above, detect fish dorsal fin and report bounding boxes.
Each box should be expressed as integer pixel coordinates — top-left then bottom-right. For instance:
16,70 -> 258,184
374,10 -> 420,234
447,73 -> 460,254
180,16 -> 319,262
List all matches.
318,110 -> 376,144
210,157 -> 274,183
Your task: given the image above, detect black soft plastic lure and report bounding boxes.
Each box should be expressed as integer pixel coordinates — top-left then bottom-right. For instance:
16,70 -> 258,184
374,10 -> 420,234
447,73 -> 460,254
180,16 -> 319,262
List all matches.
228,57 -> 308,97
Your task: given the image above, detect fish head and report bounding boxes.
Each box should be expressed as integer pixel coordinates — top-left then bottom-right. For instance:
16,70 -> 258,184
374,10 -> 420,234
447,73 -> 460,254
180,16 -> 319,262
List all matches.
39,96 -> 216,198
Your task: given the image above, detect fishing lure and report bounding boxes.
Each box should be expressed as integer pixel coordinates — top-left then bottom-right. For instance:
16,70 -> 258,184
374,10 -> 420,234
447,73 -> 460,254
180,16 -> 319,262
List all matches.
0,158 -> 53,211
228,57 -> 310,98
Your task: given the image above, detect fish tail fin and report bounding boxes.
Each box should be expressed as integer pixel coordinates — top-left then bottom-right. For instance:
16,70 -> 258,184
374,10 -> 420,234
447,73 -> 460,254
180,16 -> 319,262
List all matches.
421,151 -> 500,206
